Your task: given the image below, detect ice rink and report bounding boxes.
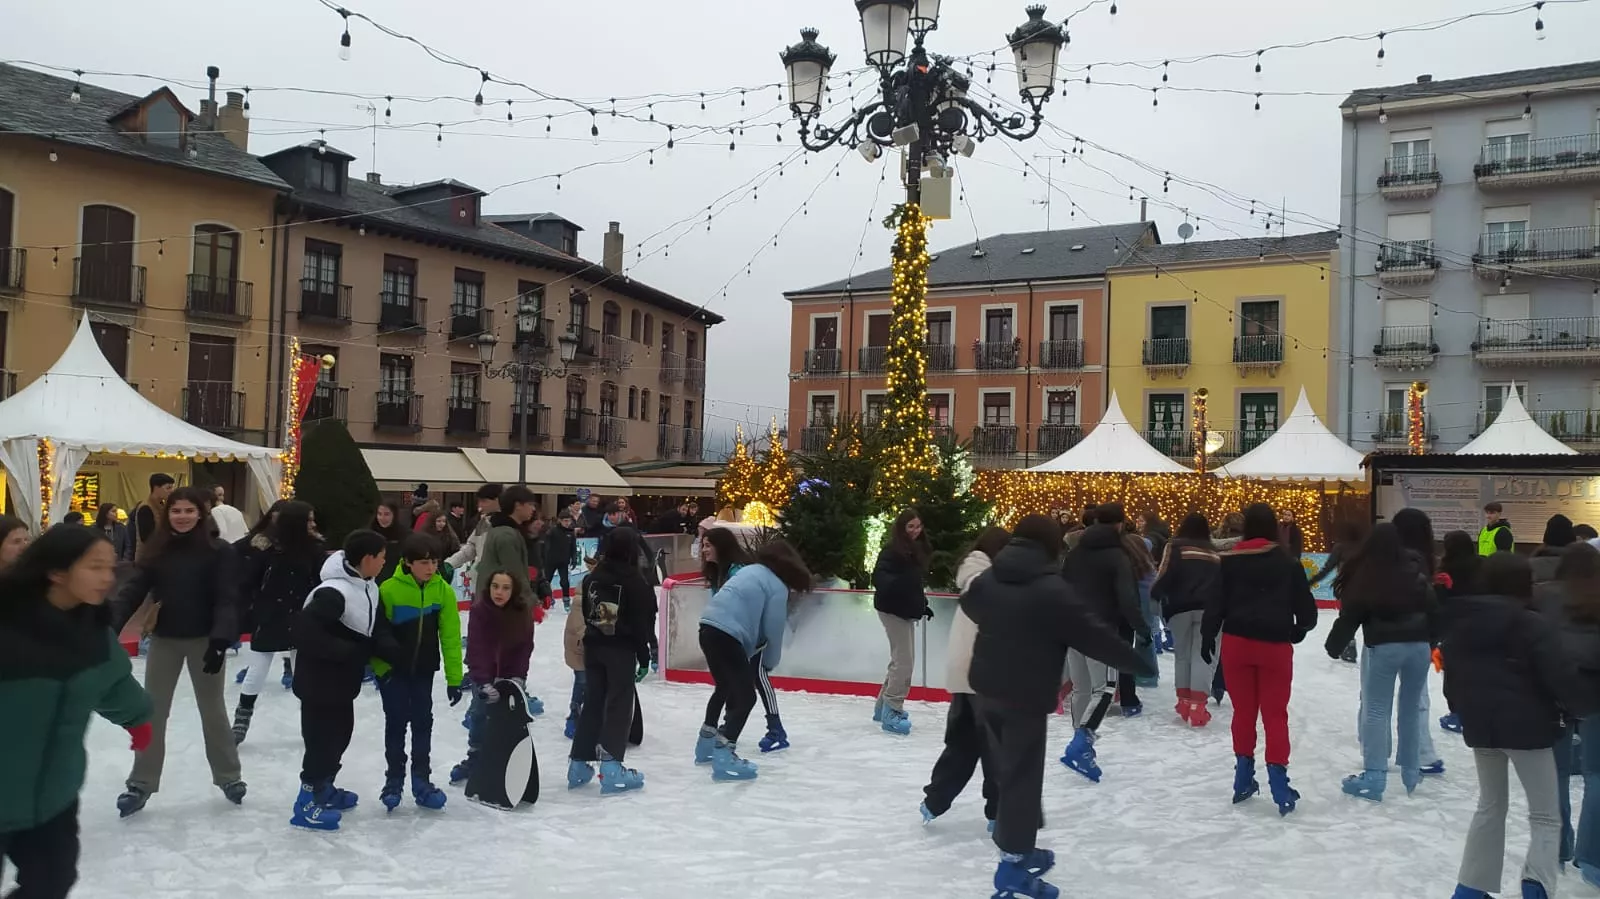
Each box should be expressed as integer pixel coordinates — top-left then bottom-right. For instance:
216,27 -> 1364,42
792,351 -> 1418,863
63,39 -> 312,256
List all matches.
40,609 -> 1576,898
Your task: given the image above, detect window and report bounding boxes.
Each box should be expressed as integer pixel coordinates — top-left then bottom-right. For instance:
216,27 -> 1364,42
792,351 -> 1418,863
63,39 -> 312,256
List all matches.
1482,293 -> 1531,322
382,255 -> 417,300
644,314 -> 655,346
91,321 -> 130,378
308,156 -> 343,193
685,331 -> 699,361
628,386 -> 638,418
569,292 -> 590,330
810,395 -> 836,426
1048,306 -> 1080,341
517,281 -> 545,313
1383,383 -> 1421,435
683,400 -> 696,430
1389,129 -> 1432,175
186,335 -> 236,428
380,355 -> 413,394
144,99 -> 181,148
302,240 -> 341,289
191,225 -> 239,283
982,392 -> 1012,425
1387,212 -> 1432,243
864,393 -> 887,425
658,395 -> 672,427
866,313 -> 891,347
1045,389 -> 1077,425
305,345 -> 338,384
1239,300 -> 1281,337
1483,293 -> 1534,342
1483,382 -> 1517,426
1483,206 -> 1529,255
630,309 -> 642,341
602,301 -> 621,337
925,311 -> 952,345
513,375 -> 542,409
1381,298 -> 1430,328
566,376 -> 587,412
600,382 -> 619,417
926,393 -> 951,426
661,322 -> 675,353
453,269 -> 484,311
1240,393 -> 1280,433
983,309 -> 1014,344
78,205 -> 136,304
1148,394 -> 1185,432
1485,119 -> 1531,163
640,388 -> 651,420
1150,306 -> 1187,339
811,316 -> 838,350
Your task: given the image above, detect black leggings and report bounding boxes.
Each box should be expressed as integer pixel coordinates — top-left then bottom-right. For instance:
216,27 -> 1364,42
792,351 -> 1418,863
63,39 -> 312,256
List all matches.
703,645 -> 779,727
700,625 -> 758,743
0,800 -> 79,899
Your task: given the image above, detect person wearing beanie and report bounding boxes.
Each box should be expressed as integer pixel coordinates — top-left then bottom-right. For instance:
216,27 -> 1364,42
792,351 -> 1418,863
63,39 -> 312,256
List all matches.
1533,514 -> 1577,586
1479,502 -> 1515,557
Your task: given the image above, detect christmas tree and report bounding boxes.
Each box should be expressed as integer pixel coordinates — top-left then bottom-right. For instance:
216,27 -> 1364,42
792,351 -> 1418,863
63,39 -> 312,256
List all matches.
752,418 -> 795,511
780,415 -> 881,585
716,423 -> 759,511
873,203 -> 939,508
903,436 -> 993,590
296,419 -> 382,545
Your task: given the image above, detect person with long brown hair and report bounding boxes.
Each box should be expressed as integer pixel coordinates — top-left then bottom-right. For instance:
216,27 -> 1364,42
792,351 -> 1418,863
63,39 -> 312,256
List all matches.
1389,508 -> 1445,777
1549,543 -> 1600,889
872,509 -> 931,735
1154,513 -> 1221,726
451,569 -> 535,788
0,514 -> 31,571
699,527 -> 789,753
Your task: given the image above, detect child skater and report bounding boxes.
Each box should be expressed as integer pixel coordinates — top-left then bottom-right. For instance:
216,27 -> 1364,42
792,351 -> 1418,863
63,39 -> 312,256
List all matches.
291,530 -> 400,831
700,526 -> 791,752
373,534 -> 464,812
451,570 -> 534,786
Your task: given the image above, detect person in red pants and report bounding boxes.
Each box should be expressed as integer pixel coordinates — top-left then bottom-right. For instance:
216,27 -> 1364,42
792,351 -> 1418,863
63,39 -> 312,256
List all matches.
1203,502 -> 1318,815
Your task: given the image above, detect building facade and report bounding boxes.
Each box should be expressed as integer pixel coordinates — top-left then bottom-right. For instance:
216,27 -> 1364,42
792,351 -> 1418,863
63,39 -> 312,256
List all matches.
0,64 -> 283,447
261,144 -> 719,476
783,222 -> 1155,468
1340,61 -> 1600,451
1106,233 -> 1342,463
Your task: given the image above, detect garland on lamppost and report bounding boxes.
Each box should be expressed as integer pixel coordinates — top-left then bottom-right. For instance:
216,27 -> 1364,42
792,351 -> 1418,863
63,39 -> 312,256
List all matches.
1191,387 -> 1210,475
875,202 -> 938,506
1408,380 -> 1428,455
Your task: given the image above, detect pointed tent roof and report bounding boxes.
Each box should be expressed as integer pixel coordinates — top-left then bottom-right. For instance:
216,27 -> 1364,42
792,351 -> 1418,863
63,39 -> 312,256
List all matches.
1029,392 -> 1192,474
1457,387 -> 1577,456
1215,388 -> 1366,481
0,317 -> 280,460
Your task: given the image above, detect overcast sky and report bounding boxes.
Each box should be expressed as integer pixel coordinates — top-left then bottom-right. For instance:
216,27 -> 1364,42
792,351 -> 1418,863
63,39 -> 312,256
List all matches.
9,0 -> 1598,439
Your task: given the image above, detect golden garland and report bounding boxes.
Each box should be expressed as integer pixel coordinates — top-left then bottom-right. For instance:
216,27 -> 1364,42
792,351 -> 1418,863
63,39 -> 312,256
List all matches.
37,437 -> 53,528
874,202 -> 938,506
1408,380 -> 1428,455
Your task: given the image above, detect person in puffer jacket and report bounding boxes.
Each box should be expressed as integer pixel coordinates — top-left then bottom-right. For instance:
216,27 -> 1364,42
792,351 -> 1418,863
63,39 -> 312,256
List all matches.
1538,543 -> 1600,890
1061,502 -> 1146,739
1153,513 -> 1221,726
699,526 -> 789,753
921,526 -> 1010,828
450,569 -> 536,788
372,533 -> 463,812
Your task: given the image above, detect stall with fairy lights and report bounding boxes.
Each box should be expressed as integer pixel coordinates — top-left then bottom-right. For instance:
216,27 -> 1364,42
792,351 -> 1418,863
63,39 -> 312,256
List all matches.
0,317 -> 282,531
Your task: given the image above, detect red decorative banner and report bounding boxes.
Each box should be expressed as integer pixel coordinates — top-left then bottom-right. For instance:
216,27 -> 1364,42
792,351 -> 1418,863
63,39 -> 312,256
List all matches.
292,354 -> 321,423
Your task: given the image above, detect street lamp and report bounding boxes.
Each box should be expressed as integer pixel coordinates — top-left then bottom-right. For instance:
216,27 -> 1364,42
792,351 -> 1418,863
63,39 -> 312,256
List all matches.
478,300 -> 583,485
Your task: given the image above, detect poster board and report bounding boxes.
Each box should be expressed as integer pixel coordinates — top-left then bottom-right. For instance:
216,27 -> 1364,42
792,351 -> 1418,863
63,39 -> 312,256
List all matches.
1381,471 -> 1600,541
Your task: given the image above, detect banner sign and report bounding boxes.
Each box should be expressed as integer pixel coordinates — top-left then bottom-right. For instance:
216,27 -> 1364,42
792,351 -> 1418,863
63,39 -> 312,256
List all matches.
1391,472 -> 1600,542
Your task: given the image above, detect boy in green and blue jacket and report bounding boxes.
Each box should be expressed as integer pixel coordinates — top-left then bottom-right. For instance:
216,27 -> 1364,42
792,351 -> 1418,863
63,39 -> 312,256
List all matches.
373,533 -> 464,811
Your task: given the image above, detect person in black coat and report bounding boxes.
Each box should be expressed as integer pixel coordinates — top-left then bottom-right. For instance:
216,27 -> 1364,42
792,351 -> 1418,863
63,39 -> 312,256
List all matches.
568,527 -> 657,794
1444,552 -> 1589,899
962,514 -> 1153,899
543,509 -> 580,610
1152,513 -> 1221,726
872,509 -> 930,734
1539,544 -> 1600,888
1061,503 -> 1146,720
231,501 -> 324,745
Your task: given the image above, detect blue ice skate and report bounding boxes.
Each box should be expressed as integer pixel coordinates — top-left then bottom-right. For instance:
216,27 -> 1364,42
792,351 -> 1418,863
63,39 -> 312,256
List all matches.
528,695 -> 545,716
1231,755 -> 1259,804
711,740 -> 758,782
881,707 -> 912,735
1449,886 -> 1492,899
695,725 -> 717,765
380,776 -> 403,812
1340,770 -> 1385,802
280,656 -> 294,690
872,698 -> 884,722
598,759 -> 645,795
1440,713 -> 1464,734
235,667 -> 248,685
1522,880 -> 1550,899
564,717 -> 577,740
116,786 -> 149,818
319,782 -> 359,811
759,714 -> 790,753
1421,759 -> 1445,776
1267,764 -> 1299,815
412,775 -> 447,810
291,784 -> 341,831
919,801 -> 936,824
1059,728 -> 1101,783
1580,862 -> 1600,890
449,760 -> 470,785
1121,703 -> 1144,718
1161,630 -> 1174,652
992,853 -> 1059,899
567,759 -> 596,789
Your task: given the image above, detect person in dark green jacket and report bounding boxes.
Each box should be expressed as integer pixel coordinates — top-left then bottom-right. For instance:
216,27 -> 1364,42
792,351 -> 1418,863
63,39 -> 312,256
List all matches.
372,534 -> 464,811
0,525 -> 152,898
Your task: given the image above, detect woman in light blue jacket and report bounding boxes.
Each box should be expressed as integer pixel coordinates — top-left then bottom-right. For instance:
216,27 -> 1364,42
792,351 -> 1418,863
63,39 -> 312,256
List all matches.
695,539 -> 812,782
700,528 -> 791,753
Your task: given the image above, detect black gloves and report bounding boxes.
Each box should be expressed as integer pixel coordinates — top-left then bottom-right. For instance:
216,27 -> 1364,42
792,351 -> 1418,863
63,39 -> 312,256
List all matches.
921,606 -> 935,621
1200,636 -> 1216,666
202,638 -> 231,675
447,685 -> 464,706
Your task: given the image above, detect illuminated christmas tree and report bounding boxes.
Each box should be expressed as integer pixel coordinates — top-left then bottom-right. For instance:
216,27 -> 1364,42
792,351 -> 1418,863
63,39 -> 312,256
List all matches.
873,203 -> 938,508
753,418 -> 796,511
716,423 -> 758,510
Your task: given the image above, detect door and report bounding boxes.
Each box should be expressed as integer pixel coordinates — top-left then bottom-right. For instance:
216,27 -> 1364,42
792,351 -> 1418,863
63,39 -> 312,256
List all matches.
984,310 -> 1013,344
0,188 -> 13,289
866,314 -> 891,347
191,225 -> 239,313
80,205 -> 135,303
1240,392 -> 1280,452
1147,393 -> 1186,454
91,322 -> 130,378
187,335 -> 236,429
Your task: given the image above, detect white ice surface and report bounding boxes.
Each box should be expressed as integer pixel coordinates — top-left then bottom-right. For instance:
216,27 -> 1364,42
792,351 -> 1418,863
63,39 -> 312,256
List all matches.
35,610 -> 1586,898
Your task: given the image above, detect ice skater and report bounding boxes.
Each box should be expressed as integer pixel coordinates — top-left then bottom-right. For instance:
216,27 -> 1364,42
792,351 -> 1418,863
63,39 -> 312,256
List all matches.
1152,513 -> 1221,726
232,501 -> 321,744
872,509 -> 931,735
453,569 -> 535,787
701,527 -> 790,752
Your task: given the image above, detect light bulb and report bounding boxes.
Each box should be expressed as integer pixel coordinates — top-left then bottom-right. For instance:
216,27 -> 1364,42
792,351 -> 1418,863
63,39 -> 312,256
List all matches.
48,149 -> 58,163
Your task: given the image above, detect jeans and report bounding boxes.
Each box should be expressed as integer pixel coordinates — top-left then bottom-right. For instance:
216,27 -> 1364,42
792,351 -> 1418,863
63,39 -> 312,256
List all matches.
1575,716 -> 1600,871
1357,642 -> 1430,777
1134,577 -> 1159,687
1167,610 -> 1216,696
377,671 -> 436,779
1555,724 -> 1577,863
1358,645 -> 1439,766
567,670 -> 587,724
463,690 -> 487,768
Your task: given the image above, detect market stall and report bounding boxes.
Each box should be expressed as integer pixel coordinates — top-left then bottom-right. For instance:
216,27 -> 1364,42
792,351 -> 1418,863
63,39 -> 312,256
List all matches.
1216,388 -> 1366,482
1456,388 -> 1577,457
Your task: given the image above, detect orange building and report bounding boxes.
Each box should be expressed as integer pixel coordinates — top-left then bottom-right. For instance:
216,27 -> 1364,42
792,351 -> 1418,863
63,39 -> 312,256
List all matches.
783,222 -> 1156,467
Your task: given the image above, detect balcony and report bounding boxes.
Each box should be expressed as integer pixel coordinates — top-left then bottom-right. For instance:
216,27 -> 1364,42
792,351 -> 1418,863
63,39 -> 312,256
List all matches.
1038,423 -> 1083,455
181,385 -> 244,434
1233,335 -> 1284,373
510,402 -> 551,443
683,427 -> 704,461
1142,427 -> 1273,461
925,343 -> 956,372
974,340 -> 1021,371
0,247 -> 24,295
598,415 -> 628,450
377,292 -> 426,335
660,350 -> 685,384
515,317 -> 555,352
600,334 -> 632,372
304,383 -> 349,422
72,258 -> 145,308
685,357 -> 706,389
1378,153 -> 1442,199
1375,240 -> 1441,285
1142,337 -> 1191,376
573,326 -> 602,359
1474,133 -> 1600,188
563,408 -> 598,445
1472,316 -> 1600,366
375,390 -> 423,432
0,370 -> 17,399
1373,325 -> 1439,370
1372,411 -> 1434,448
449,304 -> 492,342
972,425 -> 1020,466
657,424 -> 682,458
803,348 -> 841,376
185,274 -> 252,321
446,398 -> 490,436
299,279 -> 351,324
1039,339 -> 1085,370
859,346 -> 888,373
930,423 -> 954,442
1473,227 -> 1600,279
800,423 -> 833,452
1518,409 -> 1600,448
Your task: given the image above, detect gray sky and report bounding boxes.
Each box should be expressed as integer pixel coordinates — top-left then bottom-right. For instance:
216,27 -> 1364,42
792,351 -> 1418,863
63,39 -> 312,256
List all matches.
9,0 -> 1598,438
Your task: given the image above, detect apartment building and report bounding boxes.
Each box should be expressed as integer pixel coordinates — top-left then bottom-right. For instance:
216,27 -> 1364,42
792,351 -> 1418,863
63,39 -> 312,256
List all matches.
1106,232 -> 1342,463
783,222 -> 1156,468
1339,61 -> 1600,451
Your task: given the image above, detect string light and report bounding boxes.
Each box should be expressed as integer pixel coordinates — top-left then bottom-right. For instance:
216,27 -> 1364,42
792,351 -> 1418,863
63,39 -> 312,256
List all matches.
37,437 -> 54,528
1191,387 -> 1209,475
69,70 -> 83,104
474,71 -> 488,111
338,7 -> 352,60
1376,32 -> 1386,67
1534,0 -> 1546,38
1407,380 -> 1428,454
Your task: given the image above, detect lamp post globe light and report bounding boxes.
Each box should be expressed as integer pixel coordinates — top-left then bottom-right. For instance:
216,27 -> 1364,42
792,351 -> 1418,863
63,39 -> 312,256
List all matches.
476,312 -> 583,485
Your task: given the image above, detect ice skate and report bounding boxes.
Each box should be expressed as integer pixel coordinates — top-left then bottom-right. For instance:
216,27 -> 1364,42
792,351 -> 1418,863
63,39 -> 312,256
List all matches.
380,775 -> 403,811
449,760 -> 470,785
1420,759 -> 1445,776
412,775 -> 447,810
598,759 -> 645,795
318,782 -> 359,811
528,695 -> 545,716
1449,886 -> 1493,899
872,698 -> 885,723
116,785 -> 149,818
1174,691 -> 1192,724
567,759 -> 596,789
919,801 -> 936,824
1340,641 -> 1358,663
991,854 -> 1059,899
290,783 -> 341,831
1161,630 -> 1174,652
1231,755 -> 1259,804
1267,764 -> 1299,815
234,667 -> 248,685
881,707 -> 912,735
711,739 -> 758,782
1521,880 -> 1550,899
759,714 -> 790,753
231,703 -> 254,745
1401,766 -> 1422,796
281,656 -> 294,689
1440,713 -> 1464,734
1121,702 -> 1143,718
220,780 -> 247,805
1340,770 -> 1385,802
1059,728 -> 1101,783
695,725 -> 717,765
1580,861 -> 1600,890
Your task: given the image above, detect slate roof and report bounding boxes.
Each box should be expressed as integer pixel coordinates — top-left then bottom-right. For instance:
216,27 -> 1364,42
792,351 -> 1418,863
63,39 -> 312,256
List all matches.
483,212 -> 584,231
787,221 -> 1156,296
0,63 -> 288,191
1341,60 -> 1600,108
1115,230 -> 1340,268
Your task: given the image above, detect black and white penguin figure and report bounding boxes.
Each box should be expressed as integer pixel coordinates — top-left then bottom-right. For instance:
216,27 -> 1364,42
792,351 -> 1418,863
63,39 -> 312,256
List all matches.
465,678 -> 540,811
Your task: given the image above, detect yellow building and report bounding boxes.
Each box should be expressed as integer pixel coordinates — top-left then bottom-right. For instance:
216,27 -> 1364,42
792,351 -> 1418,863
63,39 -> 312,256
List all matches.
1105,232 -> 1342,461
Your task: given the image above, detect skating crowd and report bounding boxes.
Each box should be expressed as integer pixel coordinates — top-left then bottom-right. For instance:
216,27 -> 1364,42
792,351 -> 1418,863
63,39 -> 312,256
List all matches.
4,474 -> 1600,899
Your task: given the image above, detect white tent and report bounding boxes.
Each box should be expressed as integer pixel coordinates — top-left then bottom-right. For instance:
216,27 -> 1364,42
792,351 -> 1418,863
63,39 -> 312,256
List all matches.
1456,386 -> 1577,456
0,317 -> 283,530
1029,391 -> 1192,474
1215,388 -> 1366,481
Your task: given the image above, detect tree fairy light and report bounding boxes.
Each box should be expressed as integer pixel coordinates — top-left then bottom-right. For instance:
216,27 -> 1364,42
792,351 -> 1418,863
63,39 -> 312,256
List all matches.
37,437 -> 54,528
717,424 -> 759,510
1408,380 -> 1428,455
754,418 -> 796,511
1191,387 -> 1209,475
874,202 -> 938,507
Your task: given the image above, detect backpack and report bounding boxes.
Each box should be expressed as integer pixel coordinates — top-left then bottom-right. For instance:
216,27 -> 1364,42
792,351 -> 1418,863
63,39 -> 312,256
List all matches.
583,576 -> 622,637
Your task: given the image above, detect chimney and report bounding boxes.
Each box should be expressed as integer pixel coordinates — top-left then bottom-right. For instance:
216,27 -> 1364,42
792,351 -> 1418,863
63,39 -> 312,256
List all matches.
200,66 -> 220,127
366,172 -> 382,185
1139,197 -> 1148,222
602,221 -> 624,274
1416,74 -> 1433,83
216,90 -> 249,151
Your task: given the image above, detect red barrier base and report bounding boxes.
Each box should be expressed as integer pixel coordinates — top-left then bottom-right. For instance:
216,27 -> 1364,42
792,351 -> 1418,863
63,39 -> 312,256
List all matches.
664,667 -> 952,704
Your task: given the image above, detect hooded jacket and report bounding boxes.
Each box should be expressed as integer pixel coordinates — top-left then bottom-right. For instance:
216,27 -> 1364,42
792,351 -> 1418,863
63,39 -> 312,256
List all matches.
1205,538 -> 1318,646
580,559 -> 658,668
1532,576 -> 1600,716
372,559 -> 464,687
478,513 -> 533,604
1152,539 -> 1221,620
699,564 -> 790,670
113,528 -> 239,643
1442,593 -> 1589,750
1323,550 -> 1437,653
872,546 -> 929,621
236,534 -> 324,654
293,552 -> 401,702
945,550 -> 993,695
466,599 -> 535,685
1061,523 -> 1144,638
542,520 -> 579,575
962,538 -> 1155,714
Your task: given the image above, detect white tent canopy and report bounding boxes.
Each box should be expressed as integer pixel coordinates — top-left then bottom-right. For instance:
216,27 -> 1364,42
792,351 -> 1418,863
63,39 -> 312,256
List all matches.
1029,391 -> 1192,474
1456,386 -> 1577,456
1215,388 -> 1366,481
0,317 -> 283,530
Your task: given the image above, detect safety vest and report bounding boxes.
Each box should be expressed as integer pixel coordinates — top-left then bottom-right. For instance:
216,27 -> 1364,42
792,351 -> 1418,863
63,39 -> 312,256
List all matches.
1478,525 -> 1507,556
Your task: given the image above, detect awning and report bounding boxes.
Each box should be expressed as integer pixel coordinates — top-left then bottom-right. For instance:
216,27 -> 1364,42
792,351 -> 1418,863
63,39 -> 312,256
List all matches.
460,448 -> 632,495
625,475 -> 718,493
361,448 -> 486,492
